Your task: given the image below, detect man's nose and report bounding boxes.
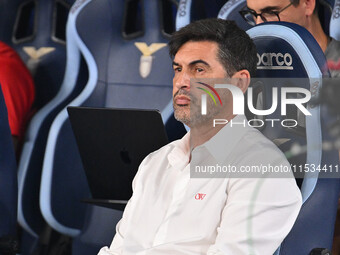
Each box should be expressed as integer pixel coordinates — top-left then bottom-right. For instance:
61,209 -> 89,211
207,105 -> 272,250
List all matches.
255,15 -> 264,25
174,71 -> 190,90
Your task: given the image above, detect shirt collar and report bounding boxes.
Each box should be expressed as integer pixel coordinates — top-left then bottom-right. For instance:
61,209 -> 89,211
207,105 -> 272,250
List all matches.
167,115 -> 249,167
168,131 -> 191,168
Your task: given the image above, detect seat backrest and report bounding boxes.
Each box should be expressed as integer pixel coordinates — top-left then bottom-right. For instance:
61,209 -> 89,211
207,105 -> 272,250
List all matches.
318,0 -> 333,37
0,86 -> 17,240
17,0 -> 86,240
176,0 -> 226,30
6,0 -> 76,109
217,0 -> 251,30
330,0 -> 340,40
246,22 -> 340,254
0,1 -> 21,43
40,0 -> 184,238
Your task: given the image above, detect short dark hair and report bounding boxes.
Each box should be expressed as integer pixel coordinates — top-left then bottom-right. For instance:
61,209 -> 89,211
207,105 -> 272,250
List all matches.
168,18 -> 257,78
290,0 -> 319,14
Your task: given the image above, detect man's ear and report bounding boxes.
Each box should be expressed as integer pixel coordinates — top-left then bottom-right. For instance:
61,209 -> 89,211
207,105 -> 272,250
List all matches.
231,69 -> 250,93
303,0 -> 316,16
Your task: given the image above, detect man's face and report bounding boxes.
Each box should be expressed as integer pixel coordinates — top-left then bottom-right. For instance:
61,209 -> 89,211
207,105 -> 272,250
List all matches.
172,41 -> 227,127
246,0 -> 306,27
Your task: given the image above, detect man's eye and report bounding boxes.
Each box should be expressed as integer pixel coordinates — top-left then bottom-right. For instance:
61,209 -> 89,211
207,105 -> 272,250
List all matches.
196,68 -> 204,73
262,11 -> 279,17
174,67 -> 182,72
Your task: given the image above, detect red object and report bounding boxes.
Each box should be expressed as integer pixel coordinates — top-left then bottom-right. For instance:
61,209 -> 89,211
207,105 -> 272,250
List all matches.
0,41 -> 35,140
328,59 -> 340,70
195,193 -> 207,200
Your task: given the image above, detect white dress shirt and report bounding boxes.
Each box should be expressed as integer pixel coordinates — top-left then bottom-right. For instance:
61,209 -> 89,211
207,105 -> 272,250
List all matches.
98,115 -> 302,255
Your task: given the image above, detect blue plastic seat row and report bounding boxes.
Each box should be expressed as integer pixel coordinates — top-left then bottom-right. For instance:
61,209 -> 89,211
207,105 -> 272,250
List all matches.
12,0 -> 340,254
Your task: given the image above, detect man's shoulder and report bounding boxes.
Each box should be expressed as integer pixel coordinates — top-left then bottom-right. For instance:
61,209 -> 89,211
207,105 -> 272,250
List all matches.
238,126 -> 289,164
242,125 -> 277,147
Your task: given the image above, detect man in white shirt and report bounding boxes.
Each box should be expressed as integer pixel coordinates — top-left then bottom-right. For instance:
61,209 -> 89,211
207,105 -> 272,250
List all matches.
98,18 -> 302,255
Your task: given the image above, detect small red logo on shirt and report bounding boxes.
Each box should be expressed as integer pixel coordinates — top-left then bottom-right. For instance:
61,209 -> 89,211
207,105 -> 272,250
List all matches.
195,193 -> 206,200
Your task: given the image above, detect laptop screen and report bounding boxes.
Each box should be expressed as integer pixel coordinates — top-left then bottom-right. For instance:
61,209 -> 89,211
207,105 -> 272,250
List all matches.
68,107 -> 169,201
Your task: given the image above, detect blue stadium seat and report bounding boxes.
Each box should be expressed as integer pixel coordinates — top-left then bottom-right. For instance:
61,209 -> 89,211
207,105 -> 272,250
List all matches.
0,1 -> 21,43
176,0 -> 226,30
9,0 -> 76,109
315,0 -> 340,40
0,86 -> 18,253
330,0 -> 340,40
318,0 -> 333,37
246,22 -> 340,254
175,0 -> 250,31
217,0 -> 250,30
40,1 -> 184,252
17,0 -> 85,244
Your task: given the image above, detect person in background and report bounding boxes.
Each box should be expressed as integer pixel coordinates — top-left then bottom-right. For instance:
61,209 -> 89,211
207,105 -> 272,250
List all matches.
0,41 -> 35,155
240,0 -> 340,77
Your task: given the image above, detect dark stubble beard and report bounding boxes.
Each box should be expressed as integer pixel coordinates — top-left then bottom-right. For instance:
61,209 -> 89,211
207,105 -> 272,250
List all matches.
173,89 -> 221,128
173,89 -> 191,126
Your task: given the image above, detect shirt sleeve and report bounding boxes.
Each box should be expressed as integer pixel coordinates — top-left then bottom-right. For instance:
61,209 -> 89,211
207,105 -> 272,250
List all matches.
206,176 -> 302,255
97,246 -> 119,255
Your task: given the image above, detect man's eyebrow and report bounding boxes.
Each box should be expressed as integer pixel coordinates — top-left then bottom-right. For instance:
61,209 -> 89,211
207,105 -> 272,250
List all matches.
172,61 -> 180,67
172,60 -> 211,68
260,5 -> 281,12
188,59 -> 210,67
247,5 -> 280,12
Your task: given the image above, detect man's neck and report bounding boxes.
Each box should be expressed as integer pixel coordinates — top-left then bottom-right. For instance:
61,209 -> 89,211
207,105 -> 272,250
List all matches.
306,15 -> 330,52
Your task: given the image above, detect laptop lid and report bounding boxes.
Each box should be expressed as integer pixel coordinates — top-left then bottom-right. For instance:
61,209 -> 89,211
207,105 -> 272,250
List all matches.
67,107 -> 169,201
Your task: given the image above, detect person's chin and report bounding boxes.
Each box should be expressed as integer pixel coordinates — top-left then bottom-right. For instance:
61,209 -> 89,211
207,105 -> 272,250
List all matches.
174,112 -> 189,123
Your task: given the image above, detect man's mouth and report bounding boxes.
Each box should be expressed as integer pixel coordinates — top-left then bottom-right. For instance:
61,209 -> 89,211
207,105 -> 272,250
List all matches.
175,95 -> 190,106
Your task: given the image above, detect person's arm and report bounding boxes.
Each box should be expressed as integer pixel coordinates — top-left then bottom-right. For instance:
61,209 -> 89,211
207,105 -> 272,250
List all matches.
206,176 -> 302,255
